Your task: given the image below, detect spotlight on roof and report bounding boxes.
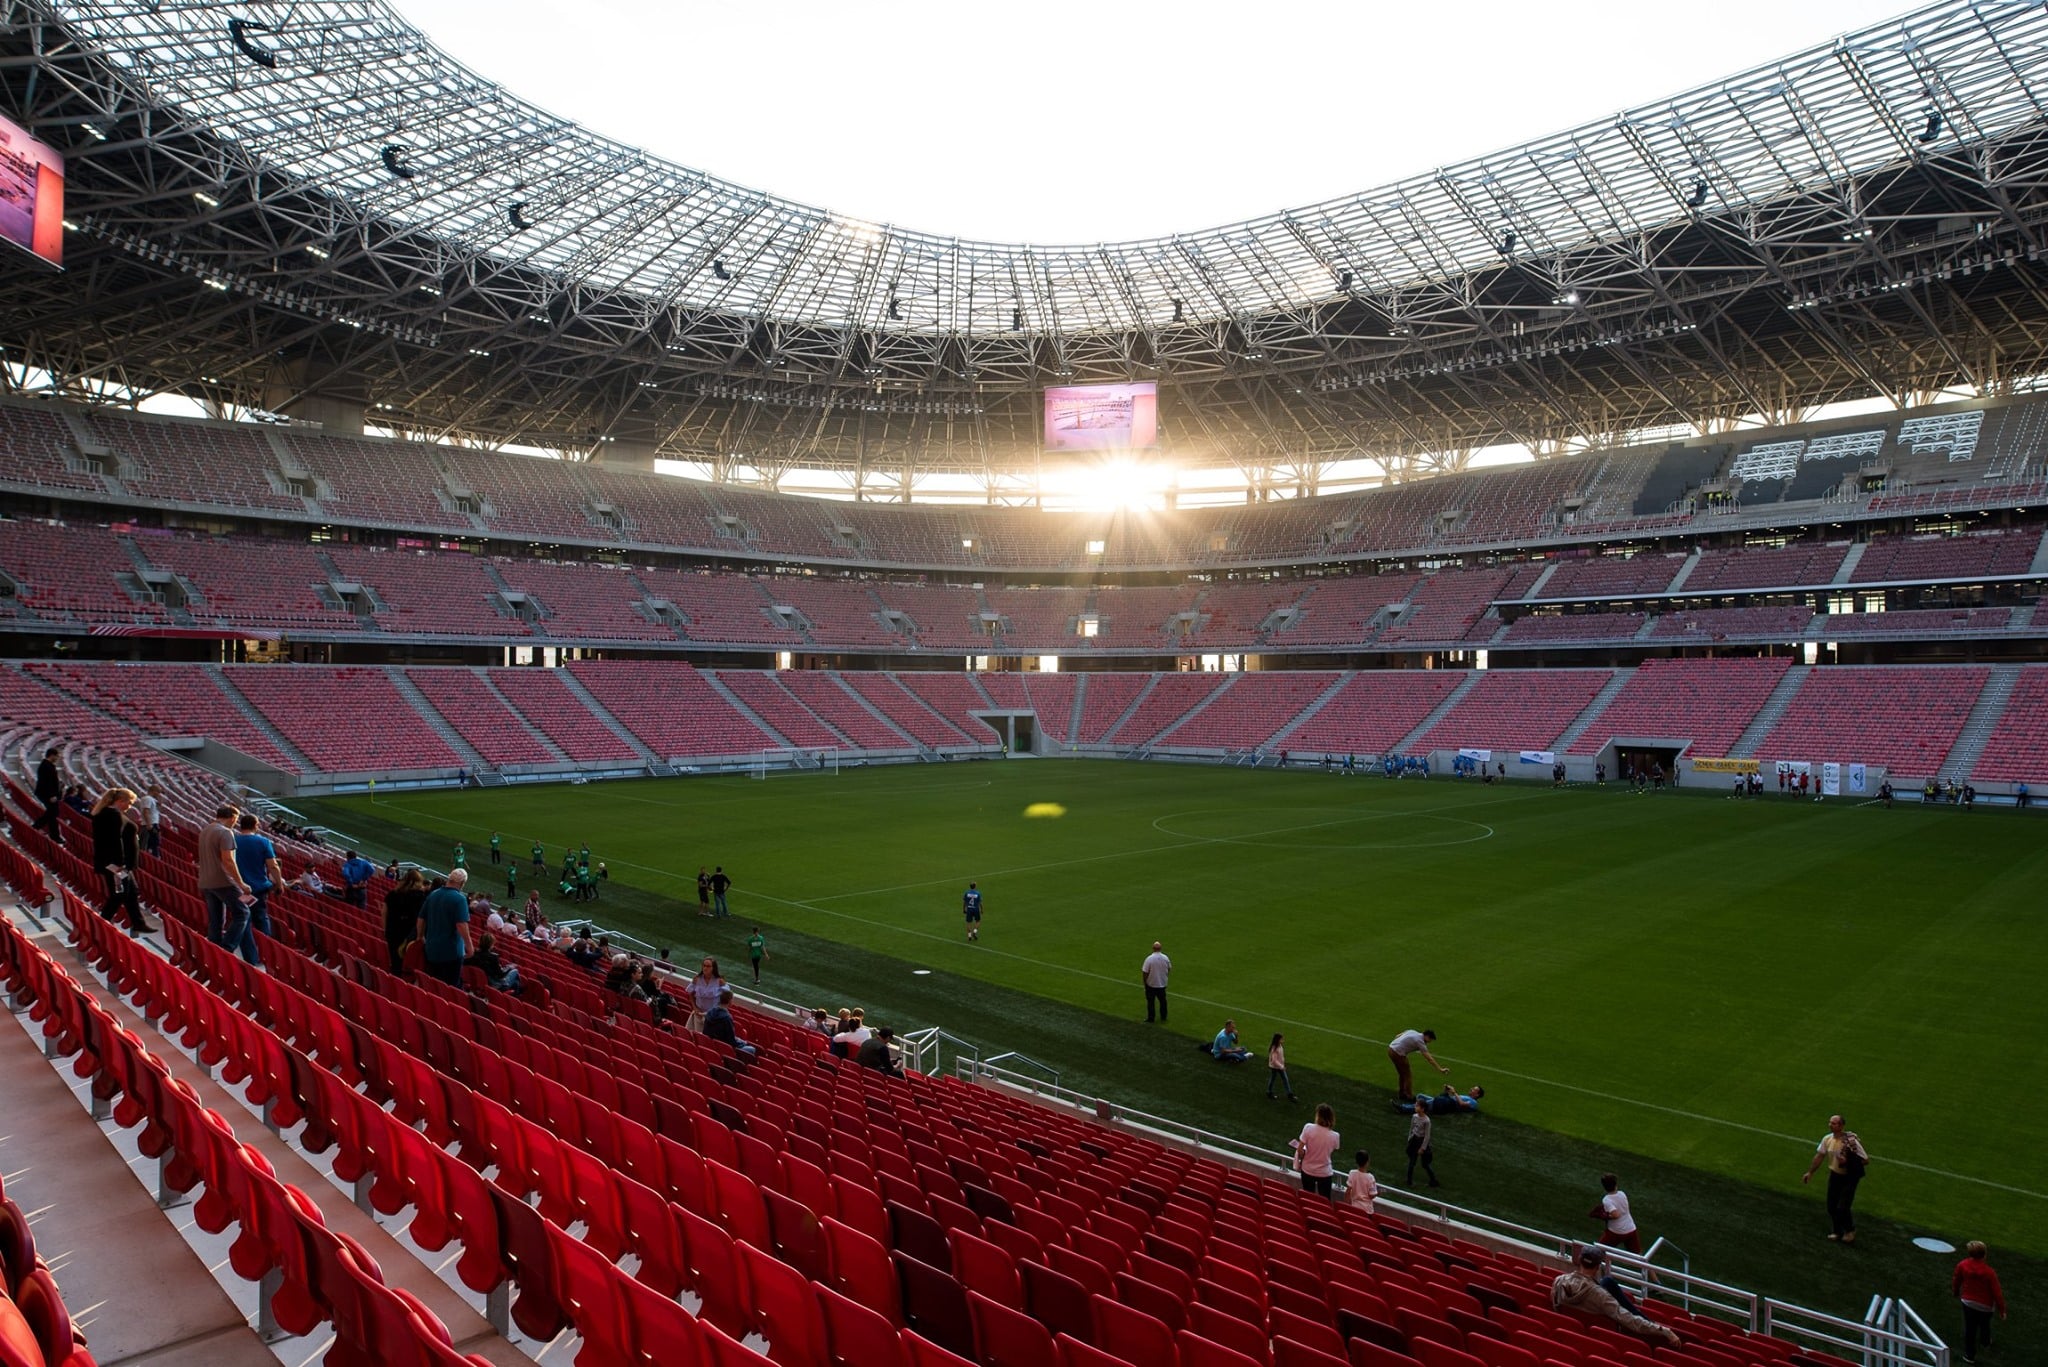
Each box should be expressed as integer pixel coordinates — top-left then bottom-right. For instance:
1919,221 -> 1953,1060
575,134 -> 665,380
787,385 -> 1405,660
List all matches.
888,296 -> 902,321
1011,307 -> 1024,331
1337,272 -> 1354,293
1498,229 -> 1516,257
227,17 -> 278,68
508,201 -> 531,232
712,259 -> 732,281
1170,298 -> 1184,323
1918,108 -> 1942,144
380,145 -> 416,180
1688,177 -> 1710,209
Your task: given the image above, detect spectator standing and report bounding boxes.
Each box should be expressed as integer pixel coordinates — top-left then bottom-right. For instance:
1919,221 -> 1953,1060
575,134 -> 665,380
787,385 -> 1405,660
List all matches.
383,869 -> 429,974
1952,1241 -> 2007,1363
686,958 -> 727,1031
1343,1151 -> 1379,1213
1141,941 -> 1172,1022
505,861 -> 518,900
33,746 -> 63,843
416,868 -> 472,986
746,927 -> 769,984
710,866 -> 732,918
697,866 -> 712,917
1801,1114 -> 1870,1243
452,842 -> 466,869
961,881 -> 982,941
1405,1104 -> 1440,1187
1266,1033 -> 1297,1101
196,805 -> 253,950
488,831 -> 502,865
531,840 -> 547,875
1590,1173 -> 1640,1253
134,785 -> 161,856
339,849 -> 376,907
1291,1104 -> 1340,1198
232,814 -> 280,967
89,788 -> 153,934
1387,1028 -> 1448,1101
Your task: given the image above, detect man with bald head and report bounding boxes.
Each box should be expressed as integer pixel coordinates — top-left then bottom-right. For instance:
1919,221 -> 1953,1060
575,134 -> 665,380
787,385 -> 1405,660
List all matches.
1141,941 -> 1172,1022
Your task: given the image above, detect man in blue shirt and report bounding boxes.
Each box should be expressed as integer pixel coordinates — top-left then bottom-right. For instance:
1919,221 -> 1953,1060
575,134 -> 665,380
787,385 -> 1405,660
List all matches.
962,882 -> 982,942
340,850 -> 376,907
1211,1019 -> 1251,1063
231,814 -> 280,968
416,868 -> 472,986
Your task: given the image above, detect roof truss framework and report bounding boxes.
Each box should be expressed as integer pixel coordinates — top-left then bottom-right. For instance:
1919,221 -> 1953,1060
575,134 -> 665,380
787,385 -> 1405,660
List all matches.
3,0 -> 2048,495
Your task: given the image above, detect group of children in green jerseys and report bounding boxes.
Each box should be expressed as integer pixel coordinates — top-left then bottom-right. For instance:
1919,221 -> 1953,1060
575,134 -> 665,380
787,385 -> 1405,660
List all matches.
451,833 -> 606,902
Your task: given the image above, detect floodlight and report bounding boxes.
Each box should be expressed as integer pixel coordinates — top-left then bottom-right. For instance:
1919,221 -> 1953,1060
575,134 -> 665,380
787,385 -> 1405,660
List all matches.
508,201 -> 530,231
1170,298 -> 1184,323
227,18 -> 278,68
712,259 -> 732,281
1499,230 -> 1516,256
888,296 -> 902,321
380,145 -> 415,180
1918,109 -> 1942,143
1688,178 -> 1710,208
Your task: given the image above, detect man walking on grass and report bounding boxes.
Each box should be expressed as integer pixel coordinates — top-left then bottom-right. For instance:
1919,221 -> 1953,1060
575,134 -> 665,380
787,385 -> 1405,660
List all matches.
962,881 -> 982,941
1141,941 -> 1172,1022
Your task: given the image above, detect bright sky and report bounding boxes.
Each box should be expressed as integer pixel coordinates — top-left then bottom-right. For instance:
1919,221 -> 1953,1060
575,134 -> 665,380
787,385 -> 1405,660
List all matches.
397,0 -> 1908,244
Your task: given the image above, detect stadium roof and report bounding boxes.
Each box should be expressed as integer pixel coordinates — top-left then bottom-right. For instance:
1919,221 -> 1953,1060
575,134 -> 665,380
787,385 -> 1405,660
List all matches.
5,0 -> 2048,496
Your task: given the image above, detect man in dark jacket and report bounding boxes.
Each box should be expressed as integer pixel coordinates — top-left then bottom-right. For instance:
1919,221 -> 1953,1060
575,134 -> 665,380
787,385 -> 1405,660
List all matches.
34,747 -> 63,843
856,1025 -> 905,1078
702,988 -> 756,1057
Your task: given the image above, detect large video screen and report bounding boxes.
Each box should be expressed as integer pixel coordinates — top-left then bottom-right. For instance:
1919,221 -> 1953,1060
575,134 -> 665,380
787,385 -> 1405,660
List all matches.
1044,382 -> 1158,452
0,112 -> 63,269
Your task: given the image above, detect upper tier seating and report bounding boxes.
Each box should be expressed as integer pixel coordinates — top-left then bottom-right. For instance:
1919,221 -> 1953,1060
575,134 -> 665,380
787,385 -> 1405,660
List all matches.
1379,567 -> 1516,644
1820,607 -> 2016,635
484,668 -> 642,763
493,559 -> 675,641
1567,657 -> 1790,758
1534,553 -> 1686,599
1157,672 -> 1340,749
136,535 -> 357,631
0,521 -> 167,624
636,569 -> 802,645
1281,671 -> 1465,755
991,588 -> 1090,651
566,660 -> 777,758
871,583 -> 995,650
769,580 -> 908,649
404,668 -> 557,766
1091,586 -> 1200,650
1755,666 -> 1989,772
1268,574 -> 1419,647
1681,542 -> 1850,593
223,667 -> 462,773
80,412 -> 303,513
1414,670 -> 1614,753
1645,605 -> 1815,641
326,545 -> 524,637
436,446 -> 599,539
1970,666 -> 2048,782
1498,613 -> 1647,645
0,403 -> 105,492
1185,581 -> 1312,647
272,430 -> 474,530
1848,528 -> 2043,582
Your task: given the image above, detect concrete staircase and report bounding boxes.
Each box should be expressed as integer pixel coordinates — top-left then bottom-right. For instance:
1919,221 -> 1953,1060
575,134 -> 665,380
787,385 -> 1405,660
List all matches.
470,668 -> 570,763
827,675 -> 922,750
701,672 -> 796,749
1831,541 -> 1869,583
1100,676 -> 1162,745
1553,668 -> 1636,752
1390,673 -> 1485,753
552,670 -> 659,762
1936,663 -> 2022,779
202,665 -> 318,771
1149,675 -> 1241,746
1064,677 -> 1085,745
1730,665 -> 1812,757
1267,671 -> 1358,748
1520,562 -> 1562,600
1663,549 -> 1704,593
2030,526 -> 2048,576
386,669 -> 491,771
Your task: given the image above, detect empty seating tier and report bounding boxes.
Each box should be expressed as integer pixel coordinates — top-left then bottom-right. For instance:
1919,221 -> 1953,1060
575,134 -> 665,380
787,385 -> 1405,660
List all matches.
1567,658 -> 1790,758
1413,670 -> 1614,754
1755,666 -> 1989,773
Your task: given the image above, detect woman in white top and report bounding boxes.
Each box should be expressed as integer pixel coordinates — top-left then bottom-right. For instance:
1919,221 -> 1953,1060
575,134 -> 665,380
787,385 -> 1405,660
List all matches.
686,957 -> 726,1029
1292,1103 -> 1341,1198
1343,1150 -> 1379,1213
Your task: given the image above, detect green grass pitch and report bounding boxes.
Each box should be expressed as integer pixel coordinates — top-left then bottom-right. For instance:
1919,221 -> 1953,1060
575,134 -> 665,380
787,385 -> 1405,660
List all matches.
315,760 -> 2048,1328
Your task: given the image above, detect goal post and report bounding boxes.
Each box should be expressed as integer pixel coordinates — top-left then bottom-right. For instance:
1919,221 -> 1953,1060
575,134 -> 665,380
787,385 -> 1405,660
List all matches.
753,748 -> 841,778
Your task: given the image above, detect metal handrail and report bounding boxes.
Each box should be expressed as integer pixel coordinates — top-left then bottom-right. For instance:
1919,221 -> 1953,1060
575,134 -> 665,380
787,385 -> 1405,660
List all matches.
980,1052 -> 1058,1088
899,1027 -> 981,1077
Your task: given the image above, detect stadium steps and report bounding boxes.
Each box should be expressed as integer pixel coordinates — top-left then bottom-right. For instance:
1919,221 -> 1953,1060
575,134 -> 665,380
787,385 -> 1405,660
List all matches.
700,671 -> 797,749
1064,676 -> 1085,745
1831,540 -> 1869,583
1145,674 -> 1241,746
1519,562 -> 1562,599
1389,672 -> 1485,753
1936,662 -> 2023,779
116,534 -> 199,625
965,673 -> 1001,709
542,670 -> 659,762
1099,674 -> 1161,742
199,664 -> 320,771
1663,548 -> 1705,593
1631,615 -> 1660,641
1729,665 -> 1812,757
824,672 -> 923,751
314,549 -> 388,633
2030,525 -> 2048,576
469,668 -> 572,762
1553,668 -> 1637,752
386,668 -> 493,771
1264,670 -> 1356,750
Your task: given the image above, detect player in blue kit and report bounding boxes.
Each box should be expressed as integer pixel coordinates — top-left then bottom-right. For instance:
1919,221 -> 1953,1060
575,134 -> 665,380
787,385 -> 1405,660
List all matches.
962,882 -> 982,942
